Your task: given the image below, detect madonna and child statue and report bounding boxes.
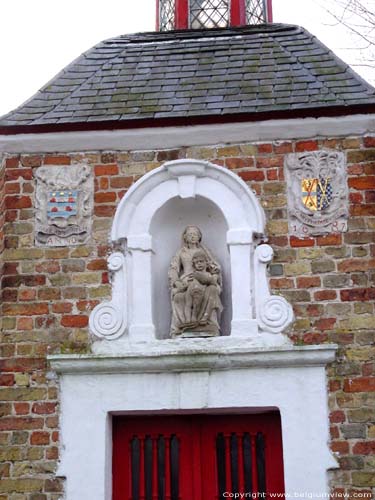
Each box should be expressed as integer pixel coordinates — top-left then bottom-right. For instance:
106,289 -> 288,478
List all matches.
168,226 -> 223,337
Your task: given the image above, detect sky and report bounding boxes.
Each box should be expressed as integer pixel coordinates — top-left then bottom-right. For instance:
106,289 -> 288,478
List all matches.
0,0 -> 374,117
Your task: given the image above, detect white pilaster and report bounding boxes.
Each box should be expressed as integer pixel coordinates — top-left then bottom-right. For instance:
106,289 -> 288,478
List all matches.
128,235 -> 155,342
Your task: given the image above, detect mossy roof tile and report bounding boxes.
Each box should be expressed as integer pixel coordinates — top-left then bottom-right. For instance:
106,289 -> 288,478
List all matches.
1,24 -> 375,129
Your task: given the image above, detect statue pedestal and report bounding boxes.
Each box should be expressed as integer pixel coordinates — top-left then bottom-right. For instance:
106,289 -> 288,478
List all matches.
173,330 -> 219,338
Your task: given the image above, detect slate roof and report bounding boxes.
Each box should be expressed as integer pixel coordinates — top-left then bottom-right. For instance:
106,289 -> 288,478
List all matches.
1,24 -> 375,131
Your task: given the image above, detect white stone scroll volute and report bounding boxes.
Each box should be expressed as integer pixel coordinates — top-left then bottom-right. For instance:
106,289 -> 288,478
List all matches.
89,159 -> 294,349
89,252 -> 127,340
255,244 -> 294,338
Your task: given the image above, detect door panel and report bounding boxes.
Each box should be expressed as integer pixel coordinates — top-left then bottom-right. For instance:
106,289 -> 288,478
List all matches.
199,414 -> 285,498
113,416 -> 196,500
113,413 -> 284,500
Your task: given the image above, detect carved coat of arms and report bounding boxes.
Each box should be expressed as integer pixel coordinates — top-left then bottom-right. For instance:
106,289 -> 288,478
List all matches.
35,165 -> 94,246
285,150 -> 348,236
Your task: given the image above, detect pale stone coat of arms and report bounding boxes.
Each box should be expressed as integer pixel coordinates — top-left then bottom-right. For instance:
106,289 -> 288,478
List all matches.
285,150 -> 348,236
35,165 -> 94,246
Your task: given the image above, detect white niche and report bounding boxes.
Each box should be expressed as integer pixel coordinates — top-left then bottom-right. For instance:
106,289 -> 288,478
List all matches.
89,159 -> 294,352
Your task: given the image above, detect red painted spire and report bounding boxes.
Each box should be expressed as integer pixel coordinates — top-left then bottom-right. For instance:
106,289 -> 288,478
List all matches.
157,0 -> 272,31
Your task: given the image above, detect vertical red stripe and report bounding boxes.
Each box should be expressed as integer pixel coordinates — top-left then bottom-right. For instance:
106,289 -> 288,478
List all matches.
156,0 -> 160,30
267,0 -> 273,22
230,0 -> 246,26
176,0 -> 189,29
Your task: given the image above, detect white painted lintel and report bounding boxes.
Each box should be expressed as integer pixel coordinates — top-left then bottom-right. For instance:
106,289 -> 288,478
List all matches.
49,344 -> 337,374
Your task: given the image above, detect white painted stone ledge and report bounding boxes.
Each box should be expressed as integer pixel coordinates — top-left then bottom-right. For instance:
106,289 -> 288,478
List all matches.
49,344 -> 337,374
1,114 -> 375,153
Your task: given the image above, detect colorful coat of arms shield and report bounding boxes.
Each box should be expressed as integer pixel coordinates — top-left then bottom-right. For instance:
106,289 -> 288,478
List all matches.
285,150 -> 348,236
47,191 -> 78,220
301,178 -> 333,212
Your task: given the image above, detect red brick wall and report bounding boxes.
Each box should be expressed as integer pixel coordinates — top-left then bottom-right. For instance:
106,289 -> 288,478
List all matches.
0,137 -> 374,498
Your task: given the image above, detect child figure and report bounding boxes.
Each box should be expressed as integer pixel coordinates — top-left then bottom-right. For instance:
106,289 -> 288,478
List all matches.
180,249 -> 221,326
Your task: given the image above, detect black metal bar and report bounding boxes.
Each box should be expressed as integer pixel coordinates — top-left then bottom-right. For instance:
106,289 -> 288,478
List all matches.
131,436 -> 140,500
243,432 -> 253,494
157,435 -> 166,500
216,433 -> 226,499
256,432 -> 266,495
230,433 -> 239,494
170,435 -> 179,500
144,435 -> 153,500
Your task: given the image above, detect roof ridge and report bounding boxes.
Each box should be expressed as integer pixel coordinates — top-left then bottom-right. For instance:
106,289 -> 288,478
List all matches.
102,23 -> 302,45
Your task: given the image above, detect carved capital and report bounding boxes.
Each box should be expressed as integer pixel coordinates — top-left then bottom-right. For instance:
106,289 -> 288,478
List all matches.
227,229 -> 253,245
127,234 -> 153,251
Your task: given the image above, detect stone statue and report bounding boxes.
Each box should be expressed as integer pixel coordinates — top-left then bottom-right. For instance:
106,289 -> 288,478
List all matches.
168,226 -> 223,337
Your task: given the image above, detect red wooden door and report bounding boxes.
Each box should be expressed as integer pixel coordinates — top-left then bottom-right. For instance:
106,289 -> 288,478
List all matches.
113,412 -> 284,500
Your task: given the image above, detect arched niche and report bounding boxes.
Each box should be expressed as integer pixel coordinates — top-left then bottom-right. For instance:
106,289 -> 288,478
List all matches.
89,159 -> 293,347
150,195 -> 231,339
